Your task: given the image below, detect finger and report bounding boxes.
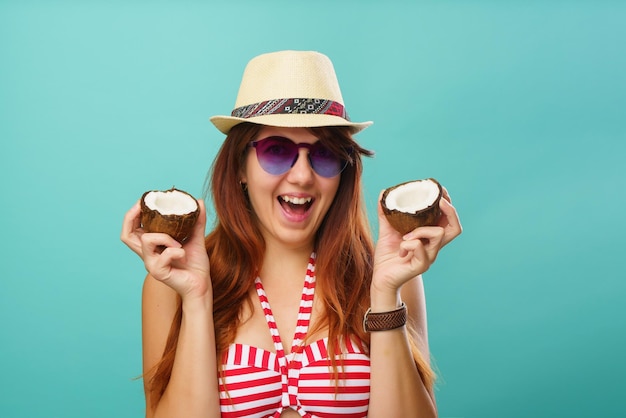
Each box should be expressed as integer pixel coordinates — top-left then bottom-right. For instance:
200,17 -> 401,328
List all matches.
121,201 -> 141,237
151,246 -> 187,281
407,226 -> 445,247
121,200 -> 141,234
141,235 -> 184,279
402,227 -> 445,262
121,200 -> 144,255
160,246 -> 186,265
423,230 -> 445,262
439,198 -> 463,246
402,226 -> 444,242
140,232 -> 182,258
399,239 -> 428,265
441,186 -> 452,204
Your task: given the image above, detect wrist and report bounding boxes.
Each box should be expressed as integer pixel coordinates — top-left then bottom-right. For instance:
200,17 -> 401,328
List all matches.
363,302 -> 407,333
181,291 -> 213,315
370,282 -> 402,312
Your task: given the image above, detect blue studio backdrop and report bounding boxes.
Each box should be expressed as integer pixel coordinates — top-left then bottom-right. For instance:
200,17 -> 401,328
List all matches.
1,1 -> 624,417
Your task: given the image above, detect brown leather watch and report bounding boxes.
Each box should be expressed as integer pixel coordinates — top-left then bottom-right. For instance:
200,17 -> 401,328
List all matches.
363,303 -> 407,332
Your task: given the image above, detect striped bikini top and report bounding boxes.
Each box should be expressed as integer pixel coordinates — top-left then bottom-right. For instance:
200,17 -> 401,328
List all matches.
219,254 -> 371,418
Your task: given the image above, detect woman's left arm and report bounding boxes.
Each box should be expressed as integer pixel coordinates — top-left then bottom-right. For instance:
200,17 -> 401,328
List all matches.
368,190 -> 462,418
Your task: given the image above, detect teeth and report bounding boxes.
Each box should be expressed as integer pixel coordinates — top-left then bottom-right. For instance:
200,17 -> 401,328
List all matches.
281,196 -> 312,205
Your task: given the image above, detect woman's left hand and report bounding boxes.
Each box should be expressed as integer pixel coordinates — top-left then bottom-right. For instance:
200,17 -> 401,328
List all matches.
372,186 -> 462,294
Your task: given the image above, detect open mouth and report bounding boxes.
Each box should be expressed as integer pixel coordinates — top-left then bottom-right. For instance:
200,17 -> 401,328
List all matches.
278,195 -> 314,216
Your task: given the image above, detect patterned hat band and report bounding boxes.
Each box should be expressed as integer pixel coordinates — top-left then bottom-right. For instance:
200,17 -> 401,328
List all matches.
231,98 -> 350,121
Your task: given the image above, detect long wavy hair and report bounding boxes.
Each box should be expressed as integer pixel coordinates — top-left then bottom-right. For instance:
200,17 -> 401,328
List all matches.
146,123 -> 435,406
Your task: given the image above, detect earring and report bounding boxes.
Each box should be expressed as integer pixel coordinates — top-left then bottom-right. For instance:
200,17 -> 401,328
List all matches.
240,181 -> 248,193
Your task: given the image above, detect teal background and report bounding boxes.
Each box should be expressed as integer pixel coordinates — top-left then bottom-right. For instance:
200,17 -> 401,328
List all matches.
1,1 -> 624,417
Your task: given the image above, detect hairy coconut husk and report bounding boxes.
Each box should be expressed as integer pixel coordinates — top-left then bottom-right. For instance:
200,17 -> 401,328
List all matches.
140,187 -> 199,244
381,178 -> 443,235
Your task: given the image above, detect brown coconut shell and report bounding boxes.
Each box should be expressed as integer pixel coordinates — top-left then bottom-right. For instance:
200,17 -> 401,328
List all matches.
381,178 -> 443,235
140,188 -> 200,244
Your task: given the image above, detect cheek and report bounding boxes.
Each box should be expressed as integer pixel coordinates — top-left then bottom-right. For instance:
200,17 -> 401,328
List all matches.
244,173 -> 278,214
321,179 -> 341,210
240,151 -> 256,184
245,181 -> 270,214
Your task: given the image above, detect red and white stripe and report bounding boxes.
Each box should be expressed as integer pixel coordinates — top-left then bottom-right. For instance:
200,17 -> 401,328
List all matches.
219,253 -> 370,418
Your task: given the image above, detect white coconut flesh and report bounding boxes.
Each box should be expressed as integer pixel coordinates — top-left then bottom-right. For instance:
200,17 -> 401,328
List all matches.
385,180 -> 439,214
144,190 -> 197,215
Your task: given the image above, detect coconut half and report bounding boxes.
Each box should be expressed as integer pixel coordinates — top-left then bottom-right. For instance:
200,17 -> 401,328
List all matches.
381,178 -> 443,235
140,188 -> 200,243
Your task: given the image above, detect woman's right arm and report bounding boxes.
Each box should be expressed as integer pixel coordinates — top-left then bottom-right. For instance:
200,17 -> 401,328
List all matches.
121,200 -> 221,418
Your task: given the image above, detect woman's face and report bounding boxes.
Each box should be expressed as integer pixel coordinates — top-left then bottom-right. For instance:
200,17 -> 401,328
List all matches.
242,126 -> 341,251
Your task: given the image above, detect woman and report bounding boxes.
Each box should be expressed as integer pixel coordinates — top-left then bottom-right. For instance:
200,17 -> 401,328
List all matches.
121,50 -> 462,418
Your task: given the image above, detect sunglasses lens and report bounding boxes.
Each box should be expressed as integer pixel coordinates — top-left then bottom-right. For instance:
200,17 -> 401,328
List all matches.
254,137 -> 297,175
252,137 -> 346,178
309,144 -> 344,177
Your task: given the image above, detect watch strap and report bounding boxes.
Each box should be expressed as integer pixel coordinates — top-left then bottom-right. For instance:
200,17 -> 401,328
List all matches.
363,303 -> 407,332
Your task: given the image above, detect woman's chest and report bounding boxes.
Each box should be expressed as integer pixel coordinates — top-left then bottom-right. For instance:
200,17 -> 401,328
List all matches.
234,293 -> 327,354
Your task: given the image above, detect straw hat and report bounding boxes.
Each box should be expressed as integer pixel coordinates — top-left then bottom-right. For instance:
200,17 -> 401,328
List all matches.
210,50 -> 373,134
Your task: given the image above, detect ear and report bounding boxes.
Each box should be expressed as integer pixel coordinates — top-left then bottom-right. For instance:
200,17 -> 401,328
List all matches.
239,170 -> 248,190
238,161 -> 248,184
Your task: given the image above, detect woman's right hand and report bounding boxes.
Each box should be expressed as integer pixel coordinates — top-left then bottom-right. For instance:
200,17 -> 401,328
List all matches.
120,199 -> 211,301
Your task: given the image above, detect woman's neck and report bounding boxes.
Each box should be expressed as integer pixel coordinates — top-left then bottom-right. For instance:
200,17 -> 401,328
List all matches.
259,242 -> 314,288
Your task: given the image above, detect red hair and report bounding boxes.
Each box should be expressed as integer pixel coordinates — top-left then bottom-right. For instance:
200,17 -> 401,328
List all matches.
146,123 -> 434,406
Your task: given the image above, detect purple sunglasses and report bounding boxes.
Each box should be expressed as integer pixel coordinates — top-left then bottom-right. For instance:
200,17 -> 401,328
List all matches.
249,136 -> 349,178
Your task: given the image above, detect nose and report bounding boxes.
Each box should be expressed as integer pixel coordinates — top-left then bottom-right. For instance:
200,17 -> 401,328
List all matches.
286,148 -> 315,184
